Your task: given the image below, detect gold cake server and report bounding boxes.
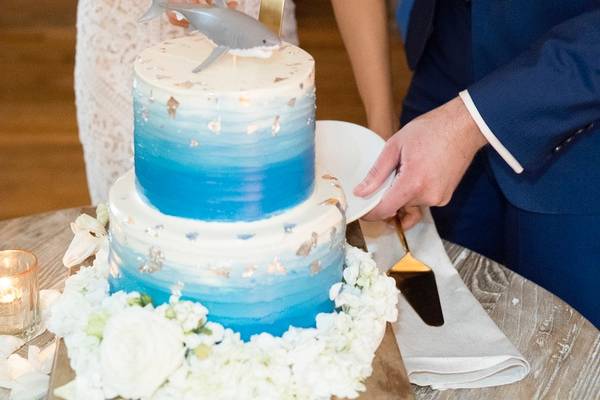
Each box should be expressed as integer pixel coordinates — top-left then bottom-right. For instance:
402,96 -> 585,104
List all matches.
388,214 -> 445,326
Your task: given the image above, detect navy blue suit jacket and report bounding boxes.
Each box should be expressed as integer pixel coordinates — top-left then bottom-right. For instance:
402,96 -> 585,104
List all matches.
400,0 -> 600,214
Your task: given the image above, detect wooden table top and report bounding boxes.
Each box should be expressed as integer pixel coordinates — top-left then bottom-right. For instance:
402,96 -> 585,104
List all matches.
0,208 -> 598,400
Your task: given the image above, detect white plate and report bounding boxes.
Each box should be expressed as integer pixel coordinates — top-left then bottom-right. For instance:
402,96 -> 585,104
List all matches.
316,120 -> 395,223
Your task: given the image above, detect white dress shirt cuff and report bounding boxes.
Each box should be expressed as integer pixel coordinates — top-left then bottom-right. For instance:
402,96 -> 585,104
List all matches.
459,90 -> 524,174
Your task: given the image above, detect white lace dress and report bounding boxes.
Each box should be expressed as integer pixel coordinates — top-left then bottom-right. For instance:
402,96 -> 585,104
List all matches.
75,0 -> 299,204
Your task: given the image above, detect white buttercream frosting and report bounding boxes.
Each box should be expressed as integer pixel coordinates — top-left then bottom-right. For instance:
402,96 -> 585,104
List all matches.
109,170 -> 346,268
134,35 -> 314,101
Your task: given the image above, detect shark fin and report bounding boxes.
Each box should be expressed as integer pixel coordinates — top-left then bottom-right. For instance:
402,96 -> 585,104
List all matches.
192,45 -> 230,73
139,0 -> 165,23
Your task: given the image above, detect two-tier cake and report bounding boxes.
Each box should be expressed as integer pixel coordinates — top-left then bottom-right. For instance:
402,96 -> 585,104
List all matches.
107,36 -> 347,339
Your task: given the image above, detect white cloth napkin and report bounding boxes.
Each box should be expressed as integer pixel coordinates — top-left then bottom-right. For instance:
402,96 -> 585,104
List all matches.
359,209 -> 530,390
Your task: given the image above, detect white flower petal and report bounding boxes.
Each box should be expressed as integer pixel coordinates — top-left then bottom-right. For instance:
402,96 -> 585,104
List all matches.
63,231 -> 101,268
329,282 -> 343,301
0,336 -> 25,359
9,371 -> 49,400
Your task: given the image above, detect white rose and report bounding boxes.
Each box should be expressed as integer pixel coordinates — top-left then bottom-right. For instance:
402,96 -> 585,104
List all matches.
100,307 -> 185,399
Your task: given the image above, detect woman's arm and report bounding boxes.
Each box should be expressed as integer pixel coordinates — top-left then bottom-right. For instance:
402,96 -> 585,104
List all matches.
331,0 -> 397,139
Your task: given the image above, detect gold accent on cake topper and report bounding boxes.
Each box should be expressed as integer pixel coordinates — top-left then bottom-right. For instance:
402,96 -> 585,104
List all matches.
258,0 -> 286,36
296,232 -> 318,257
167,96 -> 180,118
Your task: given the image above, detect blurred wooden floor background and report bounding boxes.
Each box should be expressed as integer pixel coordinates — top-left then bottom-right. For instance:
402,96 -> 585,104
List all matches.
0,0 -> 410,220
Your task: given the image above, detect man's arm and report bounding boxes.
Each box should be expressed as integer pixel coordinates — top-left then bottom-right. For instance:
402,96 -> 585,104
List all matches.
331,0 -> 397,139
466,8 -> 600,173
356,8 -> 600,222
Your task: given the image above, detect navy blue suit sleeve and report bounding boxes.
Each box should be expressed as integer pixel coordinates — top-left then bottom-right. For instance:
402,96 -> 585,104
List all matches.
468,8 -> 600,171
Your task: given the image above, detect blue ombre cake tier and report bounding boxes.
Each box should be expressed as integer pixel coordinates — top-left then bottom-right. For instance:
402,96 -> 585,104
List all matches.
133,36 -> 316,221
108,171 -> 347,340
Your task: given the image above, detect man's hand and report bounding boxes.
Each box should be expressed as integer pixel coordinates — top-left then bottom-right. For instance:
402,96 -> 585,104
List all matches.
354,96 -> 488,223
167,0 -> 238,27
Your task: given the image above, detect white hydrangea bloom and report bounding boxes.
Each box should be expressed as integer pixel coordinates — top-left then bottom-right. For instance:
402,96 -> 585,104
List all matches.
49,216 -> 400,400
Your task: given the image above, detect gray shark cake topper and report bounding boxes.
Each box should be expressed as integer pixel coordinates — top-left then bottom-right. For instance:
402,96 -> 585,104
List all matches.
140,0 -> 282,73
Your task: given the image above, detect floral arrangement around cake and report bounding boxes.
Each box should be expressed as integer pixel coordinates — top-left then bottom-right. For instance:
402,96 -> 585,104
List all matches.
48,208 -> 399,400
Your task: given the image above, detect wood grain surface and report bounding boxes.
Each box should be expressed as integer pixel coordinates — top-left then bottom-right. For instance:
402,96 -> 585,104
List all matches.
1,209 -> 598,399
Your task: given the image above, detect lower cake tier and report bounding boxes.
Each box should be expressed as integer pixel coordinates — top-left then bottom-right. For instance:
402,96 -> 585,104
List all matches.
108,170 -> 347,340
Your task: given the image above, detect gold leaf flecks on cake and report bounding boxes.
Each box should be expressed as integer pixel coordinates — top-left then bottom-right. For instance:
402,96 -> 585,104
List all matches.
321,174 -> 338,181
175,80 -> 194,89
268,257 -> 287,275
284,223 -> 296,234
287,98 -> 296,107
246,123 -> 259,135
139,246 -> 164,274
211,267 -> 231,279
296,232 -> 318,257
274,77 -> 288,83
239,95 -> 251,107
167,96 -> 179,119
208,117 -> 221,134
310,260 -> 322,276
272,116 -> 281,136
189,139 -> 200,148
299,82 -> 304,90
242,265 -> 257,278
320,198 -> 346,215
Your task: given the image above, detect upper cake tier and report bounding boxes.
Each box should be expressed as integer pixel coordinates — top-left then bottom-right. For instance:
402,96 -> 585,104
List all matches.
133,35 -> 316,222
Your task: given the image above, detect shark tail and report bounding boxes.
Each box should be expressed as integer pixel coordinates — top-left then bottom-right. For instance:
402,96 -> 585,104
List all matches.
139,0 -> 164,23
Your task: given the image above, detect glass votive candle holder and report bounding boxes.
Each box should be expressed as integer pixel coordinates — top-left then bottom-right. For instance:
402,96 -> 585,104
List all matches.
0,250 -> 40,339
